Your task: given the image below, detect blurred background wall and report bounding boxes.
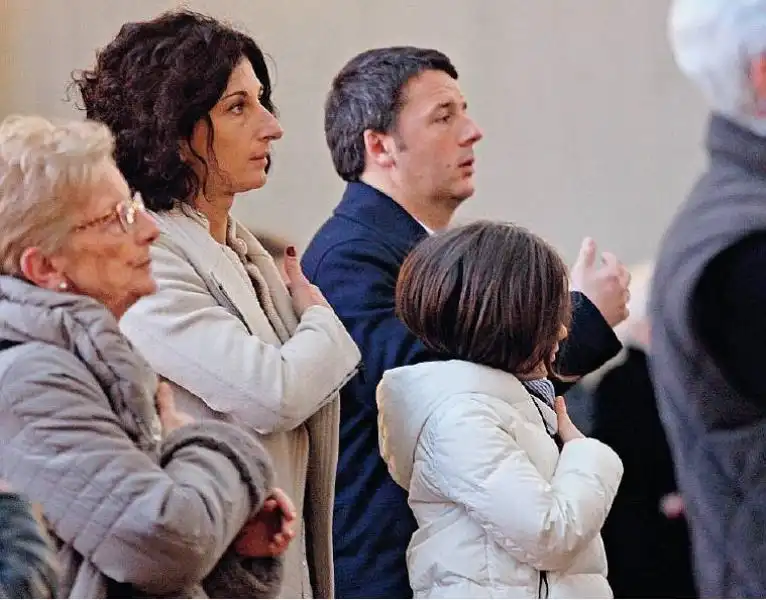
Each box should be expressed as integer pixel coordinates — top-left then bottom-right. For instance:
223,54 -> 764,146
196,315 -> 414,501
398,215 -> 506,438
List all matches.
0,0 -> 708,264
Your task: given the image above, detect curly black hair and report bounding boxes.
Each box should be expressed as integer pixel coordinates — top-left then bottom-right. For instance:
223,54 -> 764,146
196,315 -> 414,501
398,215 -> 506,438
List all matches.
71,10 -> 275,211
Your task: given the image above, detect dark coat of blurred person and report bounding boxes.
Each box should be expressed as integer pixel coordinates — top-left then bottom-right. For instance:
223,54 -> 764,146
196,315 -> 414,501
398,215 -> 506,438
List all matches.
590,264 -> 696,598
0,115 -> 292,598
651,1 -> 766,596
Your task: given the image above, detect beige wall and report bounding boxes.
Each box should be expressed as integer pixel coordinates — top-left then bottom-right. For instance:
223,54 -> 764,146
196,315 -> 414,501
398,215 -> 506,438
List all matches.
0,0 -> 708,264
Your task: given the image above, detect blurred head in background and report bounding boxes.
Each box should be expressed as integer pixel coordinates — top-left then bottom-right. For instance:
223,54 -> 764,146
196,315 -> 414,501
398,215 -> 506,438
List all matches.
671,0 -> 766,136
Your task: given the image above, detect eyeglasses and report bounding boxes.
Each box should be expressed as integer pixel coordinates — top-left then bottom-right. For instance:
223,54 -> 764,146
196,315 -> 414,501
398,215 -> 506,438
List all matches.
72,192 -> 147,234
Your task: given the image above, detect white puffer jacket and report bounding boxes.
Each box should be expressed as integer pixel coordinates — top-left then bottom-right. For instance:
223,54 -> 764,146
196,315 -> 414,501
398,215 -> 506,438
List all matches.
377,360 -> 623,599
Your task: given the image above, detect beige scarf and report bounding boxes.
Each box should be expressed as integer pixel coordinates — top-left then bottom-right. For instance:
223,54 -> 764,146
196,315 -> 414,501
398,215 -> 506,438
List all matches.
225,220 -> 293,343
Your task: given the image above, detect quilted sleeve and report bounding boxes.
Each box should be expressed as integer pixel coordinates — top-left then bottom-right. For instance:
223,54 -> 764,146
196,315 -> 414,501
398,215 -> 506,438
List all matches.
0,343 -> 274,595
421,396 -> 623,572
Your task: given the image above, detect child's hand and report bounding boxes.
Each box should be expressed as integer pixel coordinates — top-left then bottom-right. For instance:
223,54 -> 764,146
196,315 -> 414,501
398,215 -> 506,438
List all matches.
555,397 -> 585,443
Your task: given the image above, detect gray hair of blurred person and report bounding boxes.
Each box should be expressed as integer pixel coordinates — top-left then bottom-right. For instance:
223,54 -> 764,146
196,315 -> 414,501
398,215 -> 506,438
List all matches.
670,0 -> 766,135
0,116 -> 114,275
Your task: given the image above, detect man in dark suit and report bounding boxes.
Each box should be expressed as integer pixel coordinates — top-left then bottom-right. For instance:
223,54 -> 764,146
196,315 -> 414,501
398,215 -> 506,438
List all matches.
302,46 -> 629,598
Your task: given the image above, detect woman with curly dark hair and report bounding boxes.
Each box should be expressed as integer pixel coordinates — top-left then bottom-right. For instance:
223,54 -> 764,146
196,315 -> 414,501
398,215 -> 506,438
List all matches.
72,11 -> 361,599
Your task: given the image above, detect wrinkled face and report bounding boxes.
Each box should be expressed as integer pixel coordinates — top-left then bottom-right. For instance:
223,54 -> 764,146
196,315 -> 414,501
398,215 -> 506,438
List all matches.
387,69 -> 483,206
189,58 -> 284,199
52,162 -> 159,316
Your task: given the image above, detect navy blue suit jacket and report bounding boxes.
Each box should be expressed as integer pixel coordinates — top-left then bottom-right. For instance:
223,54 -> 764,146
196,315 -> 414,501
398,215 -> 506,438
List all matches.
302,181 -> 621,598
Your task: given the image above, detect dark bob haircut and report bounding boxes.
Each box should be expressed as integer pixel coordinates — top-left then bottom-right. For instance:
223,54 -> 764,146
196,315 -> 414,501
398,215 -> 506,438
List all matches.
71,10 -> 275,211
396,221 -> 571,378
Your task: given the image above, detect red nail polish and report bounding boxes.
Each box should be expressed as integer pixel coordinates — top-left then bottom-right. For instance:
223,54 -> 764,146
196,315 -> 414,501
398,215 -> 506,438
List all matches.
286,245 -> 296,257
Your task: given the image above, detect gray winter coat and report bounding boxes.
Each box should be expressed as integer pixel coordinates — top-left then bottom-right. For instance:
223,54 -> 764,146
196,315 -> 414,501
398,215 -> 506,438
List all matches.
0,275 -> 281,598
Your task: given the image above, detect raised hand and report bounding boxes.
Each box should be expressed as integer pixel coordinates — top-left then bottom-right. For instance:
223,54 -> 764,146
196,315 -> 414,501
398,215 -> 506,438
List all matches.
570,237 -> 631,327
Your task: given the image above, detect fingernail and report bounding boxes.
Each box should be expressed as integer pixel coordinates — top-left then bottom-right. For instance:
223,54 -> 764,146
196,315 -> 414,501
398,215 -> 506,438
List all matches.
286,245 -> 296,257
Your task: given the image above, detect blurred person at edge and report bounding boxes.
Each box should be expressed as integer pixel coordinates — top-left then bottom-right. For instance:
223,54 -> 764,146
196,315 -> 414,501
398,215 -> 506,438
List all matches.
650,0 -> 766,596
590,262 -> 696,599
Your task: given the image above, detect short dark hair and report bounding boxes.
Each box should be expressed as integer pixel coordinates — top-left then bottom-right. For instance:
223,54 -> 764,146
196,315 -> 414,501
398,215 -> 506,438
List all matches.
396,221 -> 571,377
324,46 -> 458,182
71,10 -> 275,212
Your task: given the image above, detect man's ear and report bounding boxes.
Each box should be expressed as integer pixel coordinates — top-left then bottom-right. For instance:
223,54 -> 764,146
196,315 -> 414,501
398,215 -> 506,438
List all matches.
362,129 -> 396,169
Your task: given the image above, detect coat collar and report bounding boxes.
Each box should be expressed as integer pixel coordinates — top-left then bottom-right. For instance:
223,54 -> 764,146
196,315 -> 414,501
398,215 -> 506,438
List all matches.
334,181 -> 430,250
152,205 -> 295,342
0,275 -> 162,452
708,114 -> 766,176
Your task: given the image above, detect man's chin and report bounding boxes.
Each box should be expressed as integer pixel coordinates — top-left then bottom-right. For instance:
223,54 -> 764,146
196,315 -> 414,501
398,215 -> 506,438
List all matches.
454,182 -> 476,203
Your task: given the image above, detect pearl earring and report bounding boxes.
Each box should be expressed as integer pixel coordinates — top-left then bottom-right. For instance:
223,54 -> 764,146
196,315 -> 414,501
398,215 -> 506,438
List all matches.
58,281 -> 68,291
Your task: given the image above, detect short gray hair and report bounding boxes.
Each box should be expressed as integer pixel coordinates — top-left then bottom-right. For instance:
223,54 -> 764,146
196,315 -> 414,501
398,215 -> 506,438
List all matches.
0,115 -> 115,275
670,0 -> 766,135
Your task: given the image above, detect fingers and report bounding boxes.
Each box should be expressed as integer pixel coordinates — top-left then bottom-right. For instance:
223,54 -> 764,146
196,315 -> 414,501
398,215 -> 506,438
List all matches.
620,264 -> 632,289
282,246 -> 310,287
554,396 -> 567,416
155,381 -> 174,416
267,529 -> 294,555
660,493 -> 685,519
270,487 -> 297,521
576,237 -> 598,269
600,251 -> 619,270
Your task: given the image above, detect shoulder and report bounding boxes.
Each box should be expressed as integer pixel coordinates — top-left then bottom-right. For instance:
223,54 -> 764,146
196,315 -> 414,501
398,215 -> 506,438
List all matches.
0,342 -> 103,414
147,208 -> 214,258
304,232 -> 403,282
143,215 -> 215,290
304,209 -> 405,269
426,392 -> 508,435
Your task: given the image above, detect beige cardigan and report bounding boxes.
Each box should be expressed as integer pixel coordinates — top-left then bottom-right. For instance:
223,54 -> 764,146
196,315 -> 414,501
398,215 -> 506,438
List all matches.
120,205 -> 360,599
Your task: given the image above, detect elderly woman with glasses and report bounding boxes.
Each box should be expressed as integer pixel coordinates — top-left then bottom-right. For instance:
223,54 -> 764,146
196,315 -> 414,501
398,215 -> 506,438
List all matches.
0,114 -> 295,598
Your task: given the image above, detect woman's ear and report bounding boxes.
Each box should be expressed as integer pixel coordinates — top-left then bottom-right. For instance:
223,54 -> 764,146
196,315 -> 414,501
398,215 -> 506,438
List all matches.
19,247 -> 66,291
